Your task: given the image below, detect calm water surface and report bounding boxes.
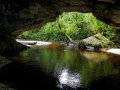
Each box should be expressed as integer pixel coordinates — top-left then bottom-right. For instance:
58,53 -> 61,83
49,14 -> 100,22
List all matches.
0,46 -> 120,90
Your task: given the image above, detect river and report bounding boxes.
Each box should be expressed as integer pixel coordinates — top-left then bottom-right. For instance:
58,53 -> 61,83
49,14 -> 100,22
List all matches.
0,45 -> 120,90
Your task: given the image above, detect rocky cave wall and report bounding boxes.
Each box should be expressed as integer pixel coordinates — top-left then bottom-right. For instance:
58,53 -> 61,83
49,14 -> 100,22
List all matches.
0,0 -> 120,56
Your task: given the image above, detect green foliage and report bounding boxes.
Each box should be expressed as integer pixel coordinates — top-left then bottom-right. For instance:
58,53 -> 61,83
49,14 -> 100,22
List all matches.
17,12 -> 116,42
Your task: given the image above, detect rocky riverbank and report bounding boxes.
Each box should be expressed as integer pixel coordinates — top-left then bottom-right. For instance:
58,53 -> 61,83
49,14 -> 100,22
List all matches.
16,39 -> 52,47
101,48 -> 120,55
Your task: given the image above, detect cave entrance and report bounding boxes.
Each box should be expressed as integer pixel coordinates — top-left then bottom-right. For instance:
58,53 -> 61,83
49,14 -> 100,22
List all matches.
0,11 -> 119,90
16,12 -> 116,47
14,11 -> 120,89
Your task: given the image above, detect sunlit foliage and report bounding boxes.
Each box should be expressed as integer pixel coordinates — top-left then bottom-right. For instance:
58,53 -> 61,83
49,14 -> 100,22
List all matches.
18,12 -> 116,42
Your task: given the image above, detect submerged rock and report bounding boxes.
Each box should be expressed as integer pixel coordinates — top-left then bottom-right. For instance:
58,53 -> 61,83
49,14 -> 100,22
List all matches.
79,33 -> 116,50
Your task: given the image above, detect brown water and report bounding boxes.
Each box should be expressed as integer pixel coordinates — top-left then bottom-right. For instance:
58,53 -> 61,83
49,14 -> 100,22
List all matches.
0,46 -> 120,90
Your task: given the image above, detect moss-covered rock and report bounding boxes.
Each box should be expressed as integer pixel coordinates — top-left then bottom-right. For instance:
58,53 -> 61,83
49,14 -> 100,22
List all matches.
79,33 -> 116,49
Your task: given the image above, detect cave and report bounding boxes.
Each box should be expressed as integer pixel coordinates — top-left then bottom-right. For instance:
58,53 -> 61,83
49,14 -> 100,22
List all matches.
0,0 -> 120,56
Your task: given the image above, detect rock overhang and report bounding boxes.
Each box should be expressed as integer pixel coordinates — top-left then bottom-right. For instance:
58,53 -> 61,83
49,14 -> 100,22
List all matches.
0,0 -> 120,56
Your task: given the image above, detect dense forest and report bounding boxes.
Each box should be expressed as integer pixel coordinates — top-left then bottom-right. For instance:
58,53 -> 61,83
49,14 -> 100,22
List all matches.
17,12 -> 117,42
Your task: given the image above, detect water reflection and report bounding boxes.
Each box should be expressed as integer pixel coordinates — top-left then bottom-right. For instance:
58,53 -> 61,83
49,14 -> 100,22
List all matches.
58,69 -> 81,89
6,46 -> 120,90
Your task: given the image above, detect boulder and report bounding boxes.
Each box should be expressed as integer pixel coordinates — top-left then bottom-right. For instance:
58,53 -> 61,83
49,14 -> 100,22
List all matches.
79,33 -> 116,50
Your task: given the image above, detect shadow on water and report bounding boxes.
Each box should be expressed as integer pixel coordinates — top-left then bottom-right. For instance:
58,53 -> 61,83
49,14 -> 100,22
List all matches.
0,61 -> 119,90
89,75 -> 120,90
0,46 -> 120,90
0,62 -> 87,90
0,62 -> 59,90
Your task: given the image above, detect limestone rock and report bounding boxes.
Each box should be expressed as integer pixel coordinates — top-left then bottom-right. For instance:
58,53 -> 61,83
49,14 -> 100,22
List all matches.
79,33 -> 116,49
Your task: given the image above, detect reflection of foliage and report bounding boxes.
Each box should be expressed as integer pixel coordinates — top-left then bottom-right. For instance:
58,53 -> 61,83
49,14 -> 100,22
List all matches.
18,12 -> 116,42
18,47 -> 119,87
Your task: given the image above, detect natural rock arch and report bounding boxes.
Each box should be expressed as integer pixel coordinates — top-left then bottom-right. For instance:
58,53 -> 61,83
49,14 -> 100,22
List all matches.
0,0 -> 120,56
